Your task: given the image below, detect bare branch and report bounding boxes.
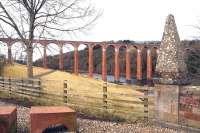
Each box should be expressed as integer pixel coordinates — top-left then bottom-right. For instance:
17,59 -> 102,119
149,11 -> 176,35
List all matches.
0,0 -> 101,78
35,0 -> 78,19
0,2 -> 26,43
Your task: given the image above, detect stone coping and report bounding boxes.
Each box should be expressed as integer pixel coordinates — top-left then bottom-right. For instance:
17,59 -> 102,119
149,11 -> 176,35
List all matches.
153,77 -> 191,85
0,106 -> 16,115
30,106 -> 75,114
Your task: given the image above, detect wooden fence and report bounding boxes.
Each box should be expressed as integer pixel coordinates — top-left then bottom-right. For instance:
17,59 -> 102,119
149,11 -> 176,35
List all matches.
0,76 -> 155,121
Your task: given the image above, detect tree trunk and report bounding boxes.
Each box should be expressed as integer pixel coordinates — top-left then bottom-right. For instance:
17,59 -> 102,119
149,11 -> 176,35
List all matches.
27,46 -> 33,78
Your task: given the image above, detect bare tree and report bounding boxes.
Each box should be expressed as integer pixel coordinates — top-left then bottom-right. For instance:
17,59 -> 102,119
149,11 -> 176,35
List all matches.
0,0 -> 101,78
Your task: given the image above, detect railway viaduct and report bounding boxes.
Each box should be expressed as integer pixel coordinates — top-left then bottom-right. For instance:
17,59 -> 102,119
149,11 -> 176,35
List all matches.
0,38 -> 199,84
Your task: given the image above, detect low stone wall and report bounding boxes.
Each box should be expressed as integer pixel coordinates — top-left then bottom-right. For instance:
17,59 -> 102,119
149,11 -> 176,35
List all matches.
179,86 -> 200,128
155,85 -> 200,129
155,84 -> 179,123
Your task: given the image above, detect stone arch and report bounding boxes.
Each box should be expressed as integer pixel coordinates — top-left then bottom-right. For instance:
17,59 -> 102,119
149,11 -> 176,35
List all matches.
141,46 -> 147,81
32,43 -> 44,67
151,47 -> 158,77
108,43 -> 116,48
129,46 -> 138,84
11,42 -> 26,64
106,44 -> 115,82
118,45 -> 127,83
78,43 -> 89,74
63,43 -> 74,73
46,43 -> 60,69
92,43 -> 102,79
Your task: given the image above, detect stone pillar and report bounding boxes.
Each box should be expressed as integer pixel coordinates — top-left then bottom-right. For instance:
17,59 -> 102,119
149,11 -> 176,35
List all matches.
154,14 -> 190,125
126,48 -> 131,84
59,44 -> 64,71
43,45 -> 48,68
114,46 -> 120,83
7,44 -> 12,64
147,48 -> 153,86
102,45 -> 107,81
136,48 -> 142,85
88,46 -> 93,77
74,45 -> 79,75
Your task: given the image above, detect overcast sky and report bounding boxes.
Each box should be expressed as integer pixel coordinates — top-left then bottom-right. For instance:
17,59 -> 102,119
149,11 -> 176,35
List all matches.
76,0 -> 200,41
1,0 -> 200,60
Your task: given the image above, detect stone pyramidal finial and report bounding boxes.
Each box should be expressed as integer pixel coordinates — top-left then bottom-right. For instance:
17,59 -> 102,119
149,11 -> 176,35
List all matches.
156,14 -> 189,84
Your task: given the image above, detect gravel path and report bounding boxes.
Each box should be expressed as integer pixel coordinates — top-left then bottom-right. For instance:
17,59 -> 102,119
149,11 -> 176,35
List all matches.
0,99 -> 189,133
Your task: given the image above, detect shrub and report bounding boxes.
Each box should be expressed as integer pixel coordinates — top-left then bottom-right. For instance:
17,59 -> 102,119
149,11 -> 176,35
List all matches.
186,49 -> 200,77
0,54 -> 5,75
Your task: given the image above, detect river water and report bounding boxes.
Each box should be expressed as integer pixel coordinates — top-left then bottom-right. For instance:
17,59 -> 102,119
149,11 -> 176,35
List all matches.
80,73 -> 138,84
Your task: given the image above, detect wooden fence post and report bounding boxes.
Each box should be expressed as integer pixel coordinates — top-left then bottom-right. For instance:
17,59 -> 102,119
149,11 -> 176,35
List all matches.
21,79 -> 24,87
1,77 -> 4,88
8,77 -> 11,97
63,80 -> 68,104
35,79 -> 41,98
103,82 -> 108,110
144,87 -> 148,121
38,80 -> 41,89
31,79 -> 34,87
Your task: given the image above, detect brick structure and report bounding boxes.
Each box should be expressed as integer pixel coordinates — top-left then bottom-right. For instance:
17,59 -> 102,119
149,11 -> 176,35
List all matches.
147,48 -> 153,86
153,14 -> 200,128
43,45 -> 48,68
125,47 -> 131,83
0,106 -> 17,133
30,106 -> 77,133
1,36 -> 199,85
74,45 -> 79,75
0,38 -> 158,84
136,48 -> 142,85
179,86 -> 200,128
102,45 -> 107,81
114,46 -> 120,83
88,46 -> 94,77
59,44 -> 64,71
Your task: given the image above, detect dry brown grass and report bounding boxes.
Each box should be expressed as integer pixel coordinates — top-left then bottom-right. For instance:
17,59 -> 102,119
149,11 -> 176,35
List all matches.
2,63 -> 142,95
2,63 -> 150,120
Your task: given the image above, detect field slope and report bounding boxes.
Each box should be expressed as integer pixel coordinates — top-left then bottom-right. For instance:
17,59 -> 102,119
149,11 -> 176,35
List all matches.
1,64 -> 151,120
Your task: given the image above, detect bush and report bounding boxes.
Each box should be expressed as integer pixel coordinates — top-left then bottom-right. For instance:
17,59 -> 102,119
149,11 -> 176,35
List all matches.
0,54 -> 5,75
186,49 -> 200,77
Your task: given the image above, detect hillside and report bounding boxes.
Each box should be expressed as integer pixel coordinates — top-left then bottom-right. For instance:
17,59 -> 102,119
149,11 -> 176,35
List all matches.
1,64 -> 154,121
1,63 -> 144,103
33,46 -> 200,81
33,46 -> 158,79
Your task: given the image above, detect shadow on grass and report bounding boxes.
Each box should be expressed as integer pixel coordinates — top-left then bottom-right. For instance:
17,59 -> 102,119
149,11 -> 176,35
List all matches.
33,70 -> 56,79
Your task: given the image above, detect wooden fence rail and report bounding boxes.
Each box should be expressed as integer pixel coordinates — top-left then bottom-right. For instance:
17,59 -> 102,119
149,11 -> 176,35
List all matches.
0,76 -> 155,121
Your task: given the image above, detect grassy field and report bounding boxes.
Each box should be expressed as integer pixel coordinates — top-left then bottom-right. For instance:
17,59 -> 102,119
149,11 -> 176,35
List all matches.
1,63 -> 154,121
2,63 -> 142,94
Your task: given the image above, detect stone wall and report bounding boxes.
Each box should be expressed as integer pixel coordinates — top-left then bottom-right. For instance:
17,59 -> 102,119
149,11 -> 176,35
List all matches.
155,85 -> 200,128
179,86 -> 200,128
155,84 -> 179,123
154,14 -> 200,130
